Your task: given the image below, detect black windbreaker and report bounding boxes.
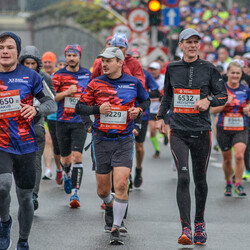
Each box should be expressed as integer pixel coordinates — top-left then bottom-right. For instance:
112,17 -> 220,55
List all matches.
157,58 -> 228,132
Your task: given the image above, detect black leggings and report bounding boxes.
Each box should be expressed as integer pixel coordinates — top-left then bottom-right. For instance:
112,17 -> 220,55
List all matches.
170,130 -> 211,229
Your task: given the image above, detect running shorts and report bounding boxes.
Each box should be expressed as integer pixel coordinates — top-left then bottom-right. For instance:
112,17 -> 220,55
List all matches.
56,122 -> 87,157
92,135 -> 134,174
217,126 -> 248,151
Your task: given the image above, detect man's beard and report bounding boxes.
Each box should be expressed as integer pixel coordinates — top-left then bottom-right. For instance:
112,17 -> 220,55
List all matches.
68,62 -> 79,69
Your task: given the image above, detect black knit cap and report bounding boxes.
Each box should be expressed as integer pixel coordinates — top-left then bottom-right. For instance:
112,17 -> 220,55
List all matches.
0,32 -> 21,55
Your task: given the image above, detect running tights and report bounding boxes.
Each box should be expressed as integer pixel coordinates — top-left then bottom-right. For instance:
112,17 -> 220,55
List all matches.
170,130 -> 211,229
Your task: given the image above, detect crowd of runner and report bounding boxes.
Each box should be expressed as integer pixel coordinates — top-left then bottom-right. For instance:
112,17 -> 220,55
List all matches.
0,2 -> 250,248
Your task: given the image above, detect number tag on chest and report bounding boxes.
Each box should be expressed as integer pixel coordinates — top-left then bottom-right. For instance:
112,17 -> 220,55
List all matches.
0,89 -> 21,118
100,105 -> 128,130
224,113 -> 244,131
64,93 -> 81,113
173,88 -> 200,113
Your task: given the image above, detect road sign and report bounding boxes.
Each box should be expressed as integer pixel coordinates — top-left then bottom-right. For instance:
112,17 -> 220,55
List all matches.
112,24 -> 132,40
127,8 -> 149,33
129,35 -> 150,56
163,8 -> 180,26
162,0 -> 180,7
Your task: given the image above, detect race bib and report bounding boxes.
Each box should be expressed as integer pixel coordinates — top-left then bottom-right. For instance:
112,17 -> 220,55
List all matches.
0,90 -> 21,118
224,113 -> 244,131
64,93 -> 81,113
100,105 -> 128,130
149,98 -> 160,114
174,88 -> 200,113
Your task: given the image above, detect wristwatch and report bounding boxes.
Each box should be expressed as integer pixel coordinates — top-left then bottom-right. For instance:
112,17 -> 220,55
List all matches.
35,106 -> 40,115
207,96 -> 213,102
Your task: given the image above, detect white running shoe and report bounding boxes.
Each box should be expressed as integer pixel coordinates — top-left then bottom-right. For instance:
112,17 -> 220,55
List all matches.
42,168 -> 53,180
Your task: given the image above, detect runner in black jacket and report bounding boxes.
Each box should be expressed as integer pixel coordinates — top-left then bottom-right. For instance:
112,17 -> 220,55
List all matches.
156,28 -> 228,246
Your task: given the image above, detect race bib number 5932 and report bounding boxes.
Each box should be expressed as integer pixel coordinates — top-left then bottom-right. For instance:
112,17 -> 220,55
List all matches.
0,90 -> 21,118
173,88 -> 200,113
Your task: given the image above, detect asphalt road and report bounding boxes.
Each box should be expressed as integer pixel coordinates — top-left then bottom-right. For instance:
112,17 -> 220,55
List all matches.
8,133 -> 250,250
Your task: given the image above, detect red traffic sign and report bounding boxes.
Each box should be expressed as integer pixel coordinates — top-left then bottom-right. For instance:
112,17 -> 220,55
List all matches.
162,0 -> 181,7
127,8 -> 149,33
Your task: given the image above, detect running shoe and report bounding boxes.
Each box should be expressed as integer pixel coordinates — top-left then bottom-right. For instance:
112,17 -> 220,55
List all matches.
69,190 -> 80,208
63,174 -> 72,194
100,203 -> 106,210
110,228 -> 124,245
193,221 -> 207,245
42,168 -> 53,180
15,241 -> 29,250
213,144 -> 220,152
235,185 -> 247,197
242,171 -> 250,181
178,226 -> 192,245
134,168 -> 143,188
153,150 -> 160,158
104,205 -> 113,232
56,171 -> 63,185
224,184 -> 232,196
0,216 -> 12,250
120,221 -> 128,233
32,193 -> 39,211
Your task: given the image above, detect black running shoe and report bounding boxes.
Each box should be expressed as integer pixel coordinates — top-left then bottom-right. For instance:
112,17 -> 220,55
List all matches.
104,205 -> 113,231
110,228 -> 124,245
153,150 -> 160,158
32,193 -> 39,211
134,168 -> 143,188
120,221 -> 128,233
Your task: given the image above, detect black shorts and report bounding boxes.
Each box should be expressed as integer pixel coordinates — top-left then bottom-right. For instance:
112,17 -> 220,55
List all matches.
47,120 -> 60,155
56,122 -> 87,157
92,136 -> 134,174
149,113 -> 157,121
135,120 -> 148,143
0,150 -> 36,189
217,126 -> 248,151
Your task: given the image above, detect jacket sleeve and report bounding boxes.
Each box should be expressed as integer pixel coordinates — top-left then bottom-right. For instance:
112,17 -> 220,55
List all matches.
35,91 -> 57,116
75,80 -> 100,115
91,60 -> 102,80
157,69 -> 173,120
132,61 -> 146,88
209,66 -> 228,107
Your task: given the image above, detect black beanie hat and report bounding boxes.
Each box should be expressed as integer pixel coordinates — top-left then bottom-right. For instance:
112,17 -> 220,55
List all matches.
0,32 -> 21,55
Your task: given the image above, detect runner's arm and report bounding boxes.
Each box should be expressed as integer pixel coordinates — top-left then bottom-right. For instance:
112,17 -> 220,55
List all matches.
157,70 -> 173,120
75,101 -> 100,115
35,91 -> 57,116
209,67 -> 228,107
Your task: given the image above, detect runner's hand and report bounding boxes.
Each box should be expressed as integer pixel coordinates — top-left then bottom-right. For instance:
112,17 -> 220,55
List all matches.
20,103 -> 37,120
66,85 -> 77,95
128,107 -> 140,119
100,102 -> 111,114
133,128 -> 138,136
227,95 -> 233,104
156,119 -> 165,134
194,98 -> 210,111
243,105 -> 250,115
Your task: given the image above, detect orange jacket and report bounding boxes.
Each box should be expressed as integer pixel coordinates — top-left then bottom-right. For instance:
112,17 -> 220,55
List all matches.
91,55 -> 145,88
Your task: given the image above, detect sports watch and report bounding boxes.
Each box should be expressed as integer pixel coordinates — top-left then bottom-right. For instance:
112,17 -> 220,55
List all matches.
207,96 -> 213,102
